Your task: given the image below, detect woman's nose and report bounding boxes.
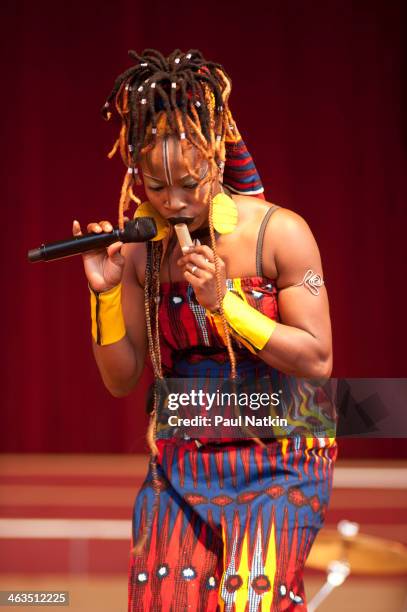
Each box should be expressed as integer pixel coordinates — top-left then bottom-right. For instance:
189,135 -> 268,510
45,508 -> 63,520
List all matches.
164,194 -> 187,211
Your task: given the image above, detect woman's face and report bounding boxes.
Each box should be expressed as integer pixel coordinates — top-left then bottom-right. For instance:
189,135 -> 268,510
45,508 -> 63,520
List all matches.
140,135 -> 220,232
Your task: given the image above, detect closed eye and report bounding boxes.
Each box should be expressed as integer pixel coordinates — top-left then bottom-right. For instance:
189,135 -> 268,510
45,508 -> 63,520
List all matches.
148,185 -> 165,191
183,183 -> 199,190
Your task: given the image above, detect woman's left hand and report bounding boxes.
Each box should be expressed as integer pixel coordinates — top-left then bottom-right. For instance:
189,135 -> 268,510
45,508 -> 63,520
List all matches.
177,244 -> 227,311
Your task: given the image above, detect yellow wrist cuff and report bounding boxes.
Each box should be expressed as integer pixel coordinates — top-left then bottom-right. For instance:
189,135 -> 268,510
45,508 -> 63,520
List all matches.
89,283 -> 126,346
221,290 -> 277,351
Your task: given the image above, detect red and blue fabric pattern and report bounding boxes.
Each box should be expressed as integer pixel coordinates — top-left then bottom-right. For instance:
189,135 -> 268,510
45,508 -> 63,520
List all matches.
128,436 -> 337,611
158,277 -> 278,375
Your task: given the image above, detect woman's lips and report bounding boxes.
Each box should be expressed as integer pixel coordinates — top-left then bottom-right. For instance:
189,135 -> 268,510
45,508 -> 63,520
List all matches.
167,217 -> 195,226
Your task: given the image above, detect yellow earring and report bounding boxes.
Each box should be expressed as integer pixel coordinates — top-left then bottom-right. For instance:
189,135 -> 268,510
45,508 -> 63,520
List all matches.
133,201 -> 170,241
212,192 -> 238,234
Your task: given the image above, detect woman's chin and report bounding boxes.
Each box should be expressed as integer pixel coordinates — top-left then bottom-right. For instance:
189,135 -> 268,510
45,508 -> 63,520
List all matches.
189,215 -> 209,233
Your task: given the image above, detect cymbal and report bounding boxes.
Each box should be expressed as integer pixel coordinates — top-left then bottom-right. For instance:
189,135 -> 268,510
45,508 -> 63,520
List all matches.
306,530 -> 407,575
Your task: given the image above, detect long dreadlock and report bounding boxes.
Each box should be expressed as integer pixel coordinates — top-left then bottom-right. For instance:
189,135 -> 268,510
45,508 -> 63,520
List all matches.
102,49 -> 241,553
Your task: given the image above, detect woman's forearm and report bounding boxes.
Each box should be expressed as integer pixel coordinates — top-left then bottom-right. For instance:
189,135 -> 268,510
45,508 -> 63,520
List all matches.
91,335 -> 145,397
258,322 -> 332,379
216,289 -> 332,379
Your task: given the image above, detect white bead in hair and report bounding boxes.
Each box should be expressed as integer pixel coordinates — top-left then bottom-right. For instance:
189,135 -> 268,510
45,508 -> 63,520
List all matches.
152,128 -> 157,134
138,85 -> 143,92
128,144 -> 134,152
174,57 -> 180,64
150,82 -> 156,88
195,101 -> 201,107
140,62 -> 148,67
141,98 -> 147,104
186,53 -> 192,59
216,134 -> 222,141
180,132 -> 186,140
171,82 -> 177,89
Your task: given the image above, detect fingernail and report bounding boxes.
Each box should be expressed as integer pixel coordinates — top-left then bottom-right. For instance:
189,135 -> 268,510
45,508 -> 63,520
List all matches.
194,238 -> 201,246
181,246 -> 190,253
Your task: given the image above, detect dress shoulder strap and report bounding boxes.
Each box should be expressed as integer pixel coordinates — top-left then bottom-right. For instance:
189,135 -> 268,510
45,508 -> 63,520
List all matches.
255,204 -> 280,277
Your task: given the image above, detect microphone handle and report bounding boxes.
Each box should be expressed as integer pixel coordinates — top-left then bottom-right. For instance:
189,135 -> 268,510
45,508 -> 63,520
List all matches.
28,229 -> 123,262
28,218 -> 157,263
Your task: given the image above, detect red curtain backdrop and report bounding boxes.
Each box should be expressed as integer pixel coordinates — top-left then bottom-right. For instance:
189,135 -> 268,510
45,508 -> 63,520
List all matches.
1,0 -> 406,456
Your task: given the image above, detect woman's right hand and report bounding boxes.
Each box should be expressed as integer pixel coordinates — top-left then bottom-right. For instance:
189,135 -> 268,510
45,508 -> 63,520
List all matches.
72,219 -> 126,292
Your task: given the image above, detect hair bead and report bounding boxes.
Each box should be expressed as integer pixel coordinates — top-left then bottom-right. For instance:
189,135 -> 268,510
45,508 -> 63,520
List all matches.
126,166 -> 139,175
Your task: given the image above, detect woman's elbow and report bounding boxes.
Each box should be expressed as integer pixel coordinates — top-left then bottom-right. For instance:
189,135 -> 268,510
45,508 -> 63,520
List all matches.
311,352 -> 333,379
104,373 -> 141,398
109,386 -> 133,398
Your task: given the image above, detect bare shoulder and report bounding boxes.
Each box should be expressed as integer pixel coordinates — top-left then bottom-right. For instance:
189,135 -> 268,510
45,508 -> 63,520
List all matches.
260,204 -> 323,288
233,195 -> 304,234
231,194 -> 318,251
265,206 -> 315,244
233,194 -> 274,227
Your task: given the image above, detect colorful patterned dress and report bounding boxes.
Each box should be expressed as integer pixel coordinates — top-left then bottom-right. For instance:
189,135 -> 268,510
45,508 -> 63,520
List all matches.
128,265 -> 338,610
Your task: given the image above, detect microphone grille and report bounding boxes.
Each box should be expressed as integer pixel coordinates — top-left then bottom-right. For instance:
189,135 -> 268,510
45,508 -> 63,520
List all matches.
122,218 -> 157,242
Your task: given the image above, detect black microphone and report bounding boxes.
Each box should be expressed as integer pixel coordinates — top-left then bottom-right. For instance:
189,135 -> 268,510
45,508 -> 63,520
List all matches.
27,217 -> 157,263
